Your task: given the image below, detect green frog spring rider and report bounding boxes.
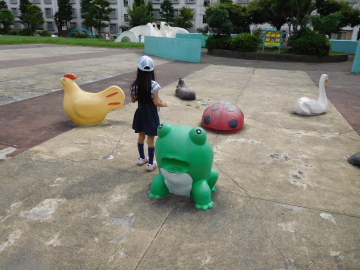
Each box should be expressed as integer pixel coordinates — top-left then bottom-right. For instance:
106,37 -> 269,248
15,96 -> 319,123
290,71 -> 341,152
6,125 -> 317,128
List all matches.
149,123 -> 219,210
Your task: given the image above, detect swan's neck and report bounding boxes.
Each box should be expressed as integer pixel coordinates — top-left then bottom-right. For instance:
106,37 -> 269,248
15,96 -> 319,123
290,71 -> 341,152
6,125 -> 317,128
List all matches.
318,78 -> 328,106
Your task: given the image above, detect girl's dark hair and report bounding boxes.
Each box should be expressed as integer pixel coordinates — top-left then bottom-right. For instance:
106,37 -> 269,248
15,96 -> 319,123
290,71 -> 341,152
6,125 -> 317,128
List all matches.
131,68 -> 155,103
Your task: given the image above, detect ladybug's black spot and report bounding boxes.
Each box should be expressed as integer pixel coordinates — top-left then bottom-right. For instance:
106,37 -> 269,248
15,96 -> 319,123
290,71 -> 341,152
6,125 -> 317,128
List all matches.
204,116 -> 211,125
229,119 -> 238,128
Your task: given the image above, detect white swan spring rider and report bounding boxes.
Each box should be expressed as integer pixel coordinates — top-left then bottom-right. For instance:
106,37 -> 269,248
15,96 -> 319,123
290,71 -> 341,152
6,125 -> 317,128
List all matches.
294,74 -> 329,116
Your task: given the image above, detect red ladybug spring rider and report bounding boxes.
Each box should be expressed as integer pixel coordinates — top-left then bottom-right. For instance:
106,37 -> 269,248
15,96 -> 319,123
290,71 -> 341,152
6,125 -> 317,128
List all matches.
201,102 -> 244,134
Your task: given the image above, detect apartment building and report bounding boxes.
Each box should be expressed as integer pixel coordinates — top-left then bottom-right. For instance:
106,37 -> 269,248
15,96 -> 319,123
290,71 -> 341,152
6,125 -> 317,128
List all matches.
4,0 -> 210,36
4,0 -> 360,40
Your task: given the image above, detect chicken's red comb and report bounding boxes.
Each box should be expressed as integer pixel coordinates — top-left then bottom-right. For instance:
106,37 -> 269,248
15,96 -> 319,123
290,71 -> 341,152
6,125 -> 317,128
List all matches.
63,73 -> 78,80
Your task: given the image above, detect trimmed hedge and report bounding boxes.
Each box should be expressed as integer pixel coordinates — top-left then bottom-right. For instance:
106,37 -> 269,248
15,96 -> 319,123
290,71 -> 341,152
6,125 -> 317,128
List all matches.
232,33 -> 259,52
39,29 -> 51,36
289,28 -> 330,56
206,35 -> 233,50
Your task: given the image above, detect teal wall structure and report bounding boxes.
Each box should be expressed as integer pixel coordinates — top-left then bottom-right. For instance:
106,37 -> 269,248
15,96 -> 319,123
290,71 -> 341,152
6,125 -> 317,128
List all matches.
351,42 -> 360,73
176,33 -> 208,47
330,40 -> 359,54
144,36 -> 202,63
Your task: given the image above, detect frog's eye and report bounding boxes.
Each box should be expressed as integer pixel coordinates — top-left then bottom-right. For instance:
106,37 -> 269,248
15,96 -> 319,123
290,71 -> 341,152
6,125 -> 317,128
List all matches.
190,127 -> 207,145
158,122 -> 174,138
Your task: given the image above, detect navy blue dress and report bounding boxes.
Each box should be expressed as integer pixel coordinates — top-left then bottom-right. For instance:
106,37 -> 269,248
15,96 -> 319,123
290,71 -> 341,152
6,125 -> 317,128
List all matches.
131,81 -> 161,136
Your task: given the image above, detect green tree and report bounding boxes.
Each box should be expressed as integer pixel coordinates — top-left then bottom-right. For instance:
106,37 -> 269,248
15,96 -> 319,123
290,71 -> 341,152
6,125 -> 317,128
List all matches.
173,6 -> 193,29
0,0 -> 8,11
90,0 -> 113,37
160,0 -> 174,24
247,0 -> 287,30
81,0 -> 96,30
0,9 -> 14,33
247,0 -> 314,34
310,11 -> 342,35
19,0 -> 31,28
315,0 -> 360,29
82,0 -> 112,36
127,0 -> 152,27
224,2 -> 249,33
206,4 -> 232,36
23,4 -> 44,35
54,0 -> 72,36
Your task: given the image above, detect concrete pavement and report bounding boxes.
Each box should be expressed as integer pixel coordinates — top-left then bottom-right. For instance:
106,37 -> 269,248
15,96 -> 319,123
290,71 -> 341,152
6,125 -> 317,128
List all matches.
0,45 -> 359,269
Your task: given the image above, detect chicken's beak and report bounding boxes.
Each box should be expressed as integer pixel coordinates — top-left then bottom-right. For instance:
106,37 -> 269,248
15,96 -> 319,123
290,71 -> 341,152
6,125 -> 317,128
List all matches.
326,79 -> 329,83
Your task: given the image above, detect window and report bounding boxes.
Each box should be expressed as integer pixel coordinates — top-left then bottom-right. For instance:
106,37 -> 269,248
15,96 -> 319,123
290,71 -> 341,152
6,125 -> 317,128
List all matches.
70,22 -> 77,29
124,14 -> 129,22
109,24 -> 117,33
109,0 -> 117,3
72,8 -> 76,18
32,0 -> 40,3
44,0 -> 51,4
45,8 -> 53,18
204,0 -> 210,6
10,0 -> 17,4
171,0 -> 179,3
152,0 -> 161,3
47,21 -> 54,30
110,9 -> 117,19
69,0 -> 76,3
123,0 -> 128,6
153,9 -> 160,19
11,8 -> 18,16
185,0 -> 195,3
14,21 -> 21,29
202,15 -> 206,24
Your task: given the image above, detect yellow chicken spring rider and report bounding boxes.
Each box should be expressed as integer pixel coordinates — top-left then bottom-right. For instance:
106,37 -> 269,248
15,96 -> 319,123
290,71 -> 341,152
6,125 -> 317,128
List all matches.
60,73 -> 125,125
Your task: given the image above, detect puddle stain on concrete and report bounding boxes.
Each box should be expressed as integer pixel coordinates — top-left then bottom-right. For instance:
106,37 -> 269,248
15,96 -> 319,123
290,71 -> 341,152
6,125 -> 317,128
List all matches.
20,198 -> 66,221
0,230 -> 22,253
276,203 -> 304,212
45,232 -> 61,246
320,213 -> 336,224
267,153 -> 292,163
278,221 -> 296,232
109,214 -> 134,244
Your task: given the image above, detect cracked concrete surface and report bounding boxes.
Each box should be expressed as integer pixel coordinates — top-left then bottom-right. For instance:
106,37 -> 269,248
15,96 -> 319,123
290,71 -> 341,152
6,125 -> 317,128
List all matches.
0,45 -> 359,269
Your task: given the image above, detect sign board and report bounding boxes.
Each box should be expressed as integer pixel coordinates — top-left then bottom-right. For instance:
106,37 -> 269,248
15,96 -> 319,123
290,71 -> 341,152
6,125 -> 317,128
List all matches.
262,30 -> 283,53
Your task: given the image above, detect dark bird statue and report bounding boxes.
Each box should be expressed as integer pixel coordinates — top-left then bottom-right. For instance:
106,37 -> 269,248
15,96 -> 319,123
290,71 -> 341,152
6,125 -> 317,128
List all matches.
175,78 -> 196,100
348,152 -> 360,166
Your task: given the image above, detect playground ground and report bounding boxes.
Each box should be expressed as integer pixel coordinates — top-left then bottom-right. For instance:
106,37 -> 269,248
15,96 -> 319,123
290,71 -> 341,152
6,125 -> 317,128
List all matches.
0,45 -> 359,269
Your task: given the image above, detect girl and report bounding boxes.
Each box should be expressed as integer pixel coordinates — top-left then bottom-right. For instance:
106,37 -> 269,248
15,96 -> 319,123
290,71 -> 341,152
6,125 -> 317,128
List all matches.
131,55 -> 168,172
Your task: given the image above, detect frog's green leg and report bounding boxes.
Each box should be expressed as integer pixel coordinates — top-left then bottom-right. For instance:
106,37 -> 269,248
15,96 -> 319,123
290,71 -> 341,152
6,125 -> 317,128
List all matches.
190,180 -> 214,210
149,173 -> 170,198
208,168 -> 219,193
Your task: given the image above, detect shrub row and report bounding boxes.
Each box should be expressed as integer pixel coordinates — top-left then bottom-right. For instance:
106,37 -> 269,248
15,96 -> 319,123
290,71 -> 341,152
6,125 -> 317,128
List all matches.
5,28 -> 51,36
206,33 -> 260,52
206,28 -> 331,56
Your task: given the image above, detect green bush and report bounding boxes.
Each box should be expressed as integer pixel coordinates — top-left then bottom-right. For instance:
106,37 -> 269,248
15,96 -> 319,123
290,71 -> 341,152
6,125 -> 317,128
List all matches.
231,33 -> 259,52
20,28 -> 32,36
73,32 -> 91,38
289,28 -> 330,56
8,29 -> 20,35
39,29 -> 51,36
205,35 -> 233,50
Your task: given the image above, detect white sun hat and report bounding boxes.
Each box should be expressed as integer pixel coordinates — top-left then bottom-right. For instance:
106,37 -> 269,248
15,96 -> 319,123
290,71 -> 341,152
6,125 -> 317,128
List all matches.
138,55 -> 155,72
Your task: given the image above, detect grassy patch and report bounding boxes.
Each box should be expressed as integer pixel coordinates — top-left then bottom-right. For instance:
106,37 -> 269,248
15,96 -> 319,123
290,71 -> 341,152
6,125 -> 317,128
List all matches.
0,35 -> 144,49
